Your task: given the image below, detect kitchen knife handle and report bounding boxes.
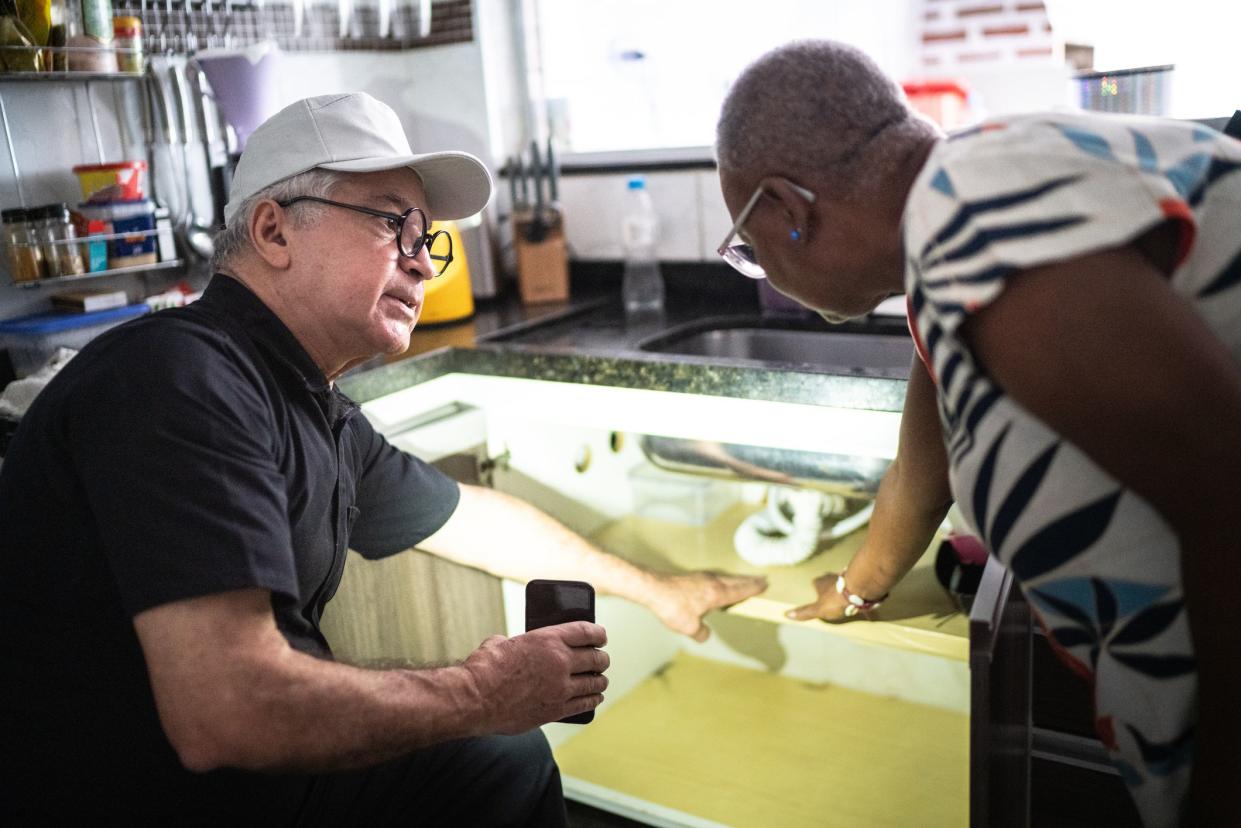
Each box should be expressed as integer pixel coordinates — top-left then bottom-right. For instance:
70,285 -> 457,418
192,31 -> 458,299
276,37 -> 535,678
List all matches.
546,138 -> 558,203
515,152 -> 528,209
507,156 -> 520,213
529,139 -> 544,210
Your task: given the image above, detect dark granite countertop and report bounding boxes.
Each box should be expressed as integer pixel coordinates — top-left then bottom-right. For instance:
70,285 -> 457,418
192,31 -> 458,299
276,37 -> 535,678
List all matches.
340,274 -> 911,413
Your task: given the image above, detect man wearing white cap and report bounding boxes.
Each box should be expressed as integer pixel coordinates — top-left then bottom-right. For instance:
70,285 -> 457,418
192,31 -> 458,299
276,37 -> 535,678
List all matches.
0,93 -> 765,824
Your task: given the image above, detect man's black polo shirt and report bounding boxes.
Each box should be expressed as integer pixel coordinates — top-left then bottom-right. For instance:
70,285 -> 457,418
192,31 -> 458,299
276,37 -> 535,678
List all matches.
0,275 -> 460,820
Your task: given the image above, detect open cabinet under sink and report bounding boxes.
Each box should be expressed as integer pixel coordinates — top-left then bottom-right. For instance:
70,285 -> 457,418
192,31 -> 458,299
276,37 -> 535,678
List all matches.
323,373 -> 1027,827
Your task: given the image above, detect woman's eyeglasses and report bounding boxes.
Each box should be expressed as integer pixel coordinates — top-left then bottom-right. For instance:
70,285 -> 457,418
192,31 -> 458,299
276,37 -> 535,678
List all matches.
716,181 -> 816,279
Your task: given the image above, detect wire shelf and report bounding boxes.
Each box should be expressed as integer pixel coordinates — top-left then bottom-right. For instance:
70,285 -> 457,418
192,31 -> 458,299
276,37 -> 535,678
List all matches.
11,257 -> 183,289
0,45 -> 145,79
5,228 -> 173,286
0,68 -> 145,82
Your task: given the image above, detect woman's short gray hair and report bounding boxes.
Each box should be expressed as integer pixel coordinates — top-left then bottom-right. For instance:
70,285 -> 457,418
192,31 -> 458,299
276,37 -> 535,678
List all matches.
209,168 -> 354,272
716,40 -> 938,201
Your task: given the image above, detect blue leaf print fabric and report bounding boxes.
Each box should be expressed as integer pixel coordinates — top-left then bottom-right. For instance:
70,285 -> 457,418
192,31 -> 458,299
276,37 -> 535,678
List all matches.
903,111 -> 1241,827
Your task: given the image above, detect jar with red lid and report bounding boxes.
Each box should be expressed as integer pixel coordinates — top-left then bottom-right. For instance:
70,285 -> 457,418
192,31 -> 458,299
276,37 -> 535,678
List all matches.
112,16 -> 143,74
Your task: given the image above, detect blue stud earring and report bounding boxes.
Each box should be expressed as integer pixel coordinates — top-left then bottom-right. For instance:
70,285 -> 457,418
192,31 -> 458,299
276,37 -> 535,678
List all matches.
790,229 -> 801,241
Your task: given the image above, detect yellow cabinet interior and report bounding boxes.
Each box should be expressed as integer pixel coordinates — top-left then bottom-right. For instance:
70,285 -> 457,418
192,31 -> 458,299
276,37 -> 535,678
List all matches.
323,375 -> 970,826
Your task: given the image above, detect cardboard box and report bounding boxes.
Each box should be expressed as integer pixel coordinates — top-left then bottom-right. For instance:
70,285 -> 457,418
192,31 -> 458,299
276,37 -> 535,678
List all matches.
51,288 -> 129,313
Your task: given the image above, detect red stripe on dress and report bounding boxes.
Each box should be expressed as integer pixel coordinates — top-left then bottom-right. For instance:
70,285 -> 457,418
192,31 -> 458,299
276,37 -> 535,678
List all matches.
1159,197 -> 1196,269
1029,604 -> 1115,748
1029,602 -> 1096,683
906,294 -> 937,382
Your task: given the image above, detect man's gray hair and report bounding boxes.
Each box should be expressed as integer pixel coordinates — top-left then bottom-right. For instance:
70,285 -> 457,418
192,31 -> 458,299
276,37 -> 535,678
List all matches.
716,40 -> 938,201
209,168 -> 354,272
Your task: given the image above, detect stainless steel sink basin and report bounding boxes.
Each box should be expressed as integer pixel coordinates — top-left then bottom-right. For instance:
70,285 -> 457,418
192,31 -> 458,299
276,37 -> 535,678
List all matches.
639,318 -> 914,377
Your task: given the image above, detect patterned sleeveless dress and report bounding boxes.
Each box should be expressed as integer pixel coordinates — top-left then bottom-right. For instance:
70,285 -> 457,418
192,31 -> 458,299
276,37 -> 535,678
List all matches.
902,111 -> 1241,826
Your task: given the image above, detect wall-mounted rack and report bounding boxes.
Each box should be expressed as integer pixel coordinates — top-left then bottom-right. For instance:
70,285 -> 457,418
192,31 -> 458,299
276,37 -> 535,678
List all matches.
0,61 -> 196,280
0,1 -> 473,79
12,257 -> 184,289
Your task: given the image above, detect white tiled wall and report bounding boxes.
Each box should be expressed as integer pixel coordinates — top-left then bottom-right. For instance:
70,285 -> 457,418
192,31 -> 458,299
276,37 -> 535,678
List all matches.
559,167 -> 731,263
695,169 -> 733,260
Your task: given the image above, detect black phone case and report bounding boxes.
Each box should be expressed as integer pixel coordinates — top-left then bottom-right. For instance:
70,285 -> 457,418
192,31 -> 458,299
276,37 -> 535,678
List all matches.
525,579 -> 596,725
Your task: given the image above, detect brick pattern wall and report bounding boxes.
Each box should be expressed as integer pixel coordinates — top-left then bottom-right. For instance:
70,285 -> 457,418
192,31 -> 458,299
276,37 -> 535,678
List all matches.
920,0 -> 1058,69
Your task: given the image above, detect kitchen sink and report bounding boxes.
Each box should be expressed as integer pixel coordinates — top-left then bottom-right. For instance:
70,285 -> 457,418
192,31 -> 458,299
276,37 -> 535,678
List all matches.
639,316 -> 915,377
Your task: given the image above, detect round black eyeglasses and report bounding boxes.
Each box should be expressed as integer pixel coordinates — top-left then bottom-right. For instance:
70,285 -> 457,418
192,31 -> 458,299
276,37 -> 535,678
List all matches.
277,196 -> 454,277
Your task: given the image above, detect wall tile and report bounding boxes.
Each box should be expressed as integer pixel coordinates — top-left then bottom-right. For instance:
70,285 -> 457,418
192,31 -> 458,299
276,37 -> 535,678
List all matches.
560,171 -> 702,261
697,170 -> 731,262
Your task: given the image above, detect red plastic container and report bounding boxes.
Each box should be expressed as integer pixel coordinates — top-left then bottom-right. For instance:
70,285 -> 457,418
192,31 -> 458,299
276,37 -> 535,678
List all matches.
72,161 -> 147,203
901,80 -> 971,129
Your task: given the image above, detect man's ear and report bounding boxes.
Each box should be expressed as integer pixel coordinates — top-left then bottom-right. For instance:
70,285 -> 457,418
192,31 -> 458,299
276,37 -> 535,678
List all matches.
759,176 -> 815,241
250,200 -> 292,269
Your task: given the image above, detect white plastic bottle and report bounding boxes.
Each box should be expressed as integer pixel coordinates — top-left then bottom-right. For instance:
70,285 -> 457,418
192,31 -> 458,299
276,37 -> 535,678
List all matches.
621,177 -> 665,314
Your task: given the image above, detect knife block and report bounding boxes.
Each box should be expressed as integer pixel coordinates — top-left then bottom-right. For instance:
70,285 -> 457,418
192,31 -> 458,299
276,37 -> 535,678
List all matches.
514,218 -> 569,305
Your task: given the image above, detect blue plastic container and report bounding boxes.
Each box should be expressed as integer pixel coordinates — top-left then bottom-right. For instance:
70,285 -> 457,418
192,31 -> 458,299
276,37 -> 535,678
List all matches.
0,303 -> 149,377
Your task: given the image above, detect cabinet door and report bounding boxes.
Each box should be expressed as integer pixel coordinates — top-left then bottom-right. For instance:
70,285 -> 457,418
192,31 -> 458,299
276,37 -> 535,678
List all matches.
319,417 -> 506,667
969,556 -> 1032,828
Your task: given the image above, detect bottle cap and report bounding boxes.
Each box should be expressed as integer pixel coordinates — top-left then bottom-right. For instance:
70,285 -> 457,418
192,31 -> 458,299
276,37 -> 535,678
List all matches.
627,177 -> 645,190
1,207 -> 28,224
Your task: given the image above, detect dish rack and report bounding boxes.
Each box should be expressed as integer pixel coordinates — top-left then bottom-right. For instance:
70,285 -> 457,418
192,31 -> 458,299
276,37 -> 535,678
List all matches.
0,1 -> 455,69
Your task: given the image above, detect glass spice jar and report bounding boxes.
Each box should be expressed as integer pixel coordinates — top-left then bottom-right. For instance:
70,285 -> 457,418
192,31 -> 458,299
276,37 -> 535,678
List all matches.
32,203 -> 86,279
2,207 -> 45,284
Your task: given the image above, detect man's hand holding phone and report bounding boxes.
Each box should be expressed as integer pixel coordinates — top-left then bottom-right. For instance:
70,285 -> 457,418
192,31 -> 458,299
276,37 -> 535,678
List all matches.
524,580 -> 602,725
460,580 -> 606,732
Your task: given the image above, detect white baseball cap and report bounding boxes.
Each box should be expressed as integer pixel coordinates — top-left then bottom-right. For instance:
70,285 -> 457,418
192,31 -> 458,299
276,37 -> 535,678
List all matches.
223,92 -> 493,227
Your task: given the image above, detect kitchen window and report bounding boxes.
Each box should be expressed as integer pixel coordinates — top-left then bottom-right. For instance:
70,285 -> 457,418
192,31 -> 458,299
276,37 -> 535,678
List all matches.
528,0 -> 921,156
527,0 -> 1239,162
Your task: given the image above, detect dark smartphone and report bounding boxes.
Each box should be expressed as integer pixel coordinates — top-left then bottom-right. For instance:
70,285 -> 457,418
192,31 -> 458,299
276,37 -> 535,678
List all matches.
524,579 -> 597,725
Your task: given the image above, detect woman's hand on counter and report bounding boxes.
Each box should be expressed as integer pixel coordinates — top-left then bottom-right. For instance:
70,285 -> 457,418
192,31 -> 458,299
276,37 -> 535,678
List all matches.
786,572 -> 865,623
649,572 -> 768,642
785,358 -> 954,626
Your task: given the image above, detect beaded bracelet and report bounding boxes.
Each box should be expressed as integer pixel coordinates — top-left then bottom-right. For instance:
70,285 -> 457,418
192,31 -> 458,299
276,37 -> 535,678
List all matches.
835,568 -> 890,617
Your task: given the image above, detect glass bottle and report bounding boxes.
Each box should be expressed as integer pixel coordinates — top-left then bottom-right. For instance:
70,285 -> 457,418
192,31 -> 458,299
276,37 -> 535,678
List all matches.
79,0 -> 112,45
48,0 -> 78,72
620,177 -> 665,315
59,0 -> 115,73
